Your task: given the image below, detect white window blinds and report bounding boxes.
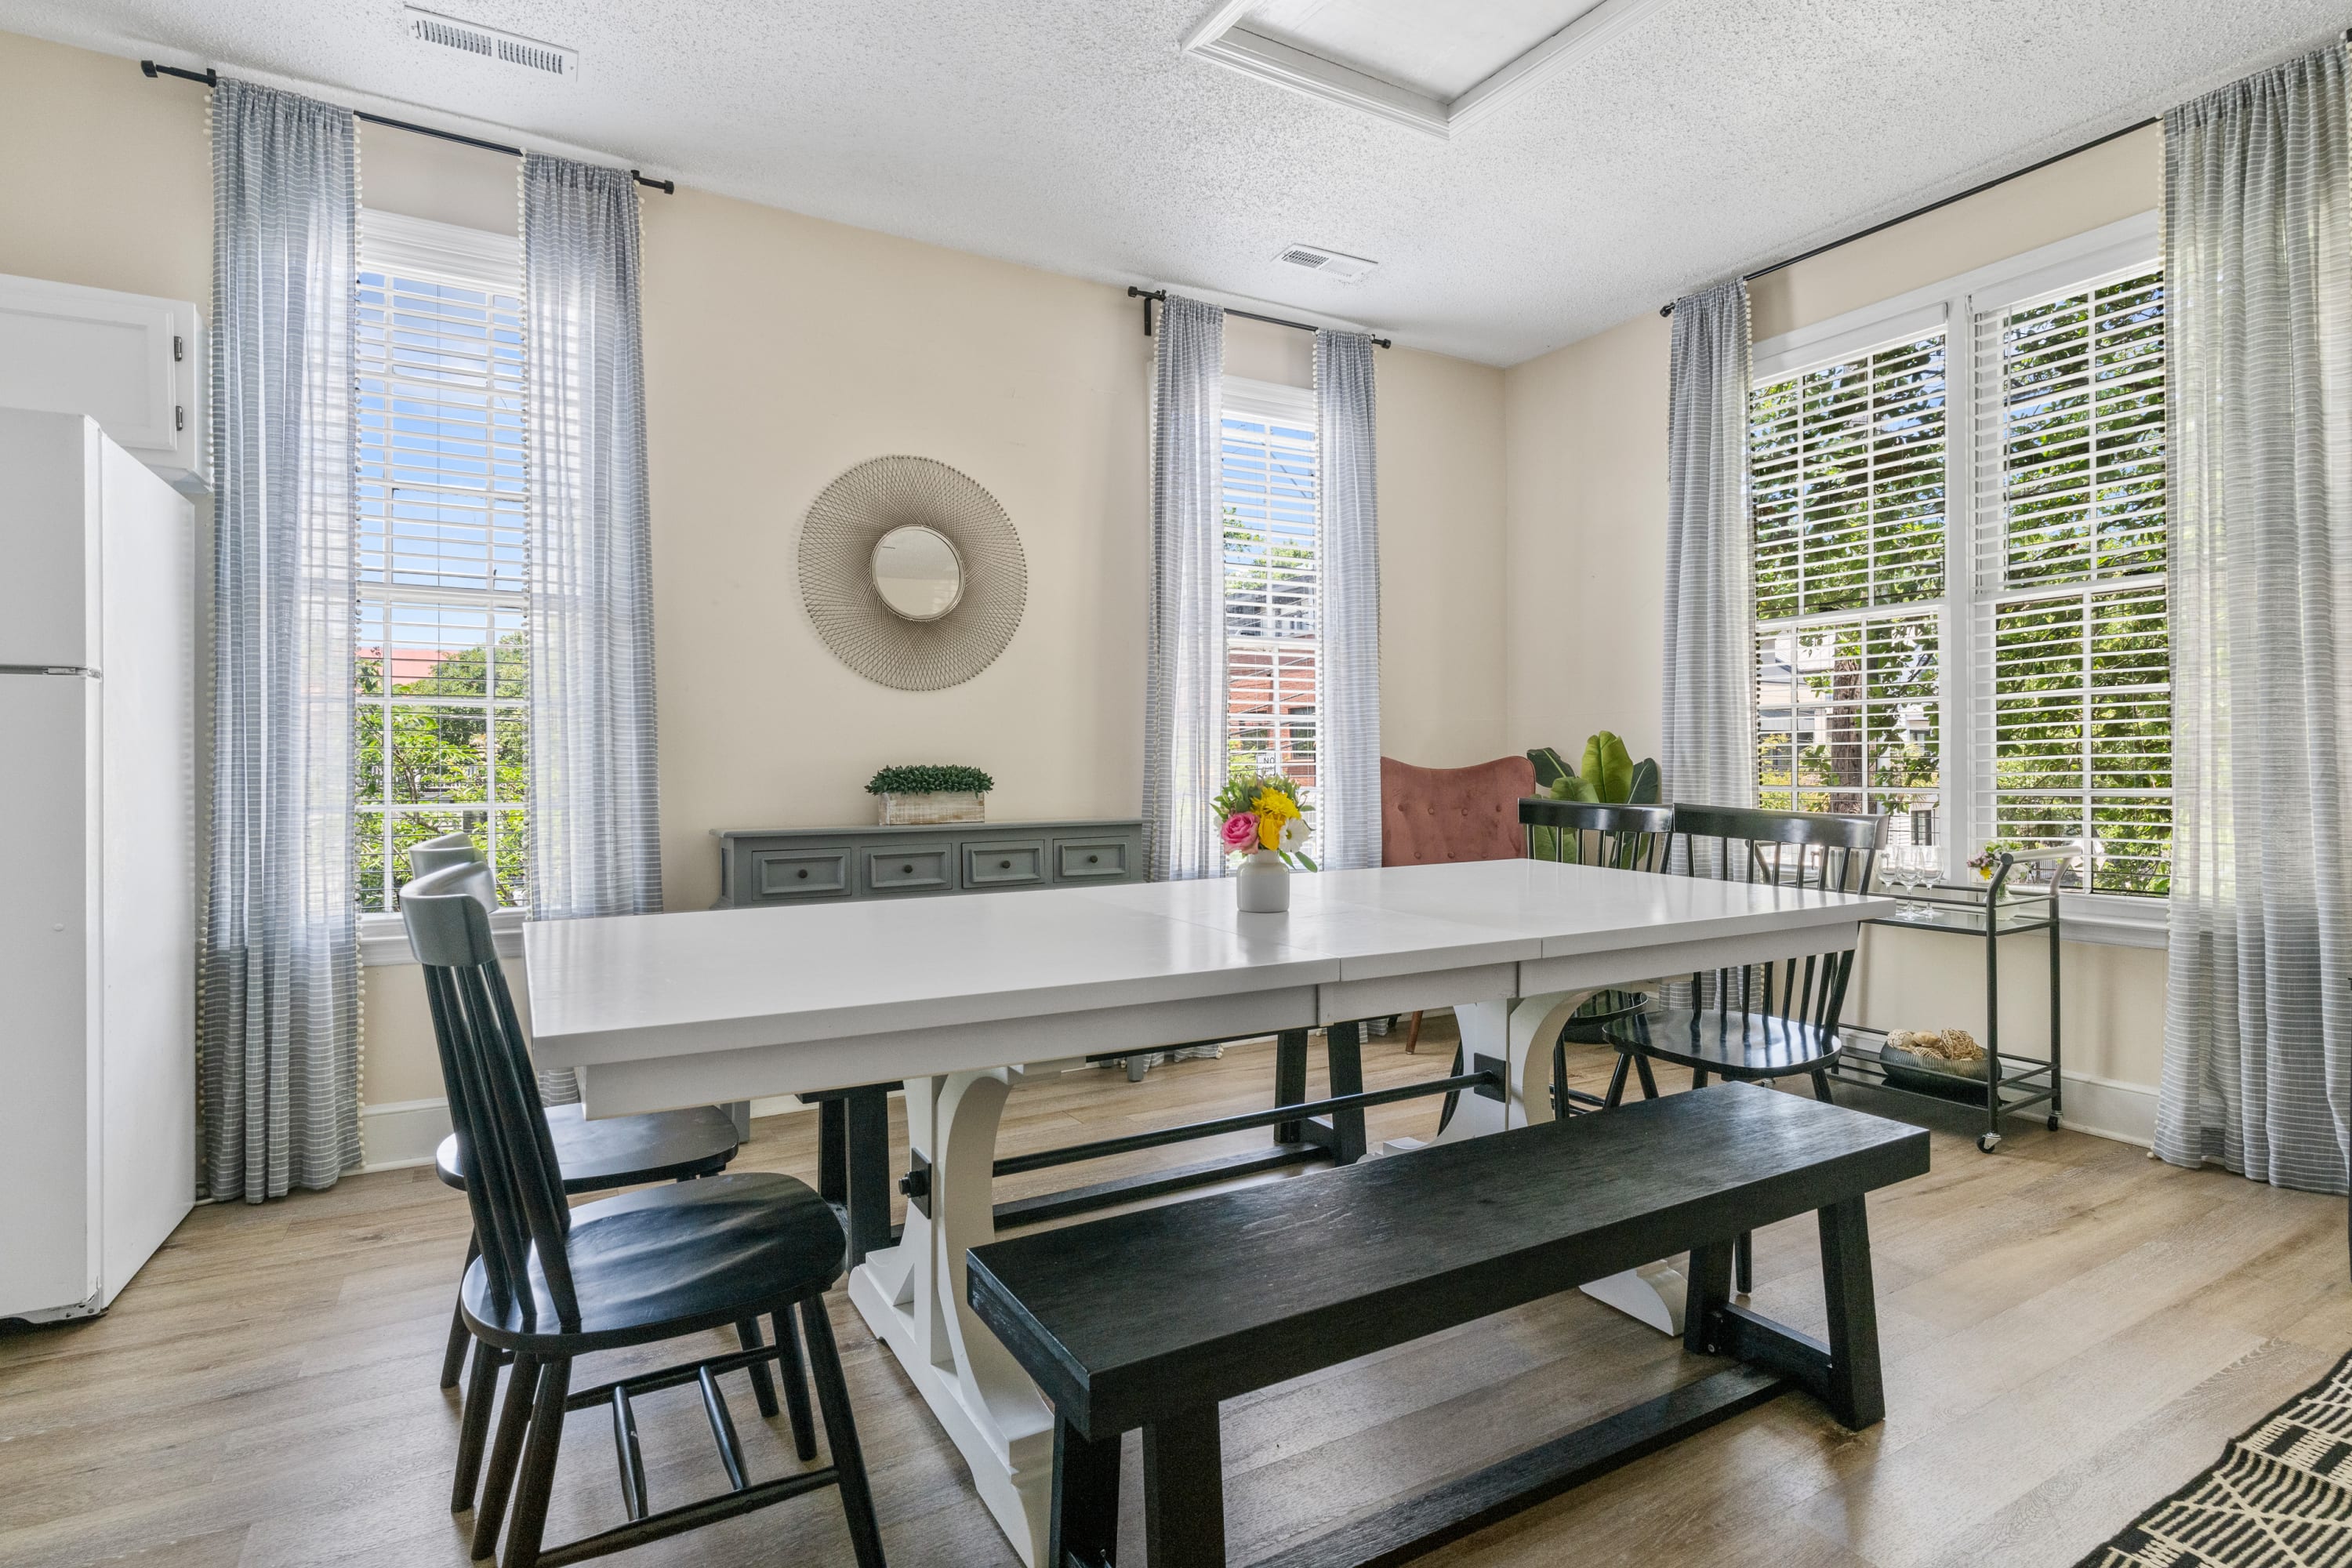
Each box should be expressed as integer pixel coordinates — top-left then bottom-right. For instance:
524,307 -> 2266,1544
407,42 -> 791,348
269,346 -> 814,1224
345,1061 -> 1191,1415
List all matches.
1750,332 -> 1946,836
353,213 -> 530,911
1968,267 -> 2170,894
1221,387 -> 1319,791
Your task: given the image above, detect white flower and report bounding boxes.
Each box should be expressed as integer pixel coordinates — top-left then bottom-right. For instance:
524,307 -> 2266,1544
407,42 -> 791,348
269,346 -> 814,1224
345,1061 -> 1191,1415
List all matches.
1279,816 -> 1310,852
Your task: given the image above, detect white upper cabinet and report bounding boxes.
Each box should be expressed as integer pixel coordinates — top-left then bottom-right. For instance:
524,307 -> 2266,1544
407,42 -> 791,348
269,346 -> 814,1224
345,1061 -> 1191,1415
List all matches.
0,272 -> 204,493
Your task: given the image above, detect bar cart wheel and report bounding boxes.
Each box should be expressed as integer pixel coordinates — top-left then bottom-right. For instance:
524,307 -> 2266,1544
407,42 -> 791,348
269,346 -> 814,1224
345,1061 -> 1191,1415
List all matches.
2046,1115 -> 2060,1131
1978,1132 -> 2002,1153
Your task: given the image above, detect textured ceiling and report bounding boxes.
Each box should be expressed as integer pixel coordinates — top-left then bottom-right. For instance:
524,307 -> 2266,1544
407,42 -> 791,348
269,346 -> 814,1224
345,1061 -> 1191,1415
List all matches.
2,0 -> 2340,364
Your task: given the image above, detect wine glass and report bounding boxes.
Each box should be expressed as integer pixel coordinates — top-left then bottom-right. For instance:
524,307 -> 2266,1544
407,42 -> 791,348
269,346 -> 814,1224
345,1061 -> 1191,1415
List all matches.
1910,844 -> 1940,915
1881,844 -> 1915,916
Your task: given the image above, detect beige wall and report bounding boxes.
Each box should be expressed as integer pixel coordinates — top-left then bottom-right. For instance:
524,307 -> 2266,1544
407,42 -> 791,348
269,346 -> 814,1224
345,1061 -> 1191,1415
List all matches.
1501,125 -> 2172,1116
0,28 -> 1509,1129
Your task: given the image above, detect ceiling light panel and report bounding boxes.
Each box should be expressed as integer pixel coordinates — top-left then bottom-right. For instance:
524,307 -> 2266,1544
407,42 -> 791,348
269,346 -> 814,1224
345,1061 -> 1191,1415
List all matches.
1183,0 -> 1666,138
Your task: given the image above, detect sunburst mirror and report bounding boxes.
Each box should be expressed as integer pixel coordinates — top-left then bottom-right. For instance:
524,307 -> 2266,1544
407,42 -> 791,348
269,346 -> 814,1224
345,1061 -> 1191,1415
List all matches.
797,456 -> 1028,690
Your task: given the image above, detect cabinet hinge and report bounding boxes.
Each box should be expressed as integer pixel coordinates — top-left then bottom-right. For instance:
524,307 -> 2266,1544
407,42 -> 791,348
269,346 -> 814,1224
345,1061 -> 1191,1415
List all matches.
175,405 -> 185,432
172,335 -> 184,362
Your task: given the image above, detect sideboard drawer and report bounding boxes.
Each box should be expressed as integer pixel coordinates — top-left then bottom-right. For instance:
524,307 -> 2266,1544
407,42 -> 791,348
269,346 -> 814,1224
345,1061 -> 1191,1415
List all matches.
752,848 -> 851,899
712,819 -> 1141,909
964,840 -> 1045,890
1054,837 -> 1132,882
867,844 -> 953,895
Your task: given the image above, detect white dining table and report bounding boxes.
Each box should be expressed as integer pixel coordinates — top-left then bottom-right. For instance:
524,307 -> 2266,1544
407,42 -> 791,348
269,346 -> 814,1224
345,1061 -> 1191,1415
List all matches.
525,858 -> 1889,1567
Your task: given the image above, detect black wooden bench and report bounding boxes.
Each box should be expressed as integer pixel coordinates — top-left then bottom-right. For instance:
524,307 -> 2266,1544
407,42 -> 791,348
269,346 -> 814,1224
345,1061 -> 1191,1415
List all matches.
966,1083 -> 1929,1568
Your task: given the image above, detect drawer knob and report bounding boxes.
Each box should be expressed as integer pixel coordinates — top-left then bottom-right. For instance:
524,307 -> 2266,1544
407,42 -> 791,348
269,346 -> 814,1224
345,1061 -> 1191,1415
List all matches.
1087,854 -> 1099,864
902,865 -> 914,874
797,869 -> 808,880
1000,858 -> 1012,869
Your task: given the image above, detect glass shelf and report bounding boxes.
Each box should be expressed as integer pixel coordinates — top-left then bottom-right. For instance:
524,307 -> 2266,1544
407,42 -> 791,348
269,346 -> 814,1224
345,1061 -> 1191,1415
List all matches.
1865,882 -> 2058,937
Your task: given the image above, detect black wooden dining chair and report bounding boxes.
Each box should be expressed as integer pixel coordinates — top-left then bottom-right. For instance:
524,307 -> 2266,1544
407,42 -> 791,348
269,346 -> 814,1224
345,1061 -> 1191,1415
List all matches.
403,862 -> 887,1568
1602,803 -> 1886,1293
405,837 -> 755,1461
1521,798 -> 1678,1119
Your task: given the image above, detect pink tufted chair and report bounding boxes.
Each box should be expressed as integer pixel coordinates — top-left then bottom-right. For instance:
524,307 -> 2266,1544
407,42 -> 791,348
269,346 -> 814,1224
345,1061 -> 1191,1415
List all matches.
1381,756 -> 1537,868
1381,755 -> 1537,1048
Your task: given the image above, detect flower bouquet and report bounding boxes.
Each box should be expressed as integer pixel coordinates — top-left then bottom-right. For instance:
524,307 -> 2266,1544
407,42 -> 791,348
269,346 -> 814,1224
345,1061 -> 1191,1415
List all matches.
1215,772 -> 1314,912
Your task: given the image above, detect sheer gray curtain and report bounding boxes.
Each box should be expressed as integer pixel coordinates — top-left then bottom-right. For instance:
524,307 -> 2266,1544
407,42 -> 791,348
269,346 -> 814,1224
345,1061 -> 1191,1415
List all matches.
2156,44 -> 2352,1193
1316,330 -> 1381,870
1143,294 -> 1225,881
1660,278 -> 1756,815
201,79 -> 361,1201
523,154 -> 660,1104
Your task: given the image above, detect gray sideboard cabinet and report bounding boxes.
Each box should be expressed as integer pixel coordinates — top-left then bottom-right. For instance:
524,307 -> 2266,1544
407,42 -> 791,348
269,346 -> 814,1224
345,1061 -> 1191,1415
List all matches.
710,818 -> 1146,908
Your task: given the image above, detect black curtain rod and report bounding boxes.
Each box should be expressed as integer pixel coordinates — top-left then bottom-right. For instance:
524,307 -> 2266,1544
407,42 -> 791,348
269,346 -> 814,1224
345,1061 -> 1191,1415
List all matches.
141,60 -> 675,194
1658,114 -> 2159,317
1663,24 -> 2352,318
1128,287 -> 1392,348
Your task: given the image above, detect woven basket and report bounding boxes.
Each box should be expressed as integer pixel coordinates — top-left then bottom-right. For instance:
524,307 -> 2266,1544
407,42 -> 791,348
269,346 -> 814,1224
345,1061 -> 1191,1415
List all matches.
878,791 -> 985,826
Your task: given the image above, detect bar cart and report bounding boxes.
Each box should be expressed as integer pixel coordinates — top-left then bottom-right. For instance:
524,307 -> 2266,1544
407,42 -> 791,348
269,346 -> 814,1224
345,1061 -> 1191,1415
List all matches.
1829,848 -> 2070,1152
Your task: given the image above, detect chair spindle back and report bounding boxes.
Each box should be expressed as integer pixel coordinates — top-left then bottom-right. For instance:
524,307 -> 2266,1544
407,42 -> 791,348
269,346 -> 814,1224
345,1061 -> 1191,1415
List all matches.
1663,804 -> 1886,1036
401,862 -> 579,1330
1518,798 -> 1675,873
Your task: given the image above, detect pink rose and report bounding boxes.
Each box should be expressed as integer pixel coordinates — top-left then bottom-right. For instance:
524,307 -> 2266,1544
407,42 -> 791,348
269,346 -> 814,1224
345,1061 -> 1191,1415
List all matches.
1221,812 -> 1259,849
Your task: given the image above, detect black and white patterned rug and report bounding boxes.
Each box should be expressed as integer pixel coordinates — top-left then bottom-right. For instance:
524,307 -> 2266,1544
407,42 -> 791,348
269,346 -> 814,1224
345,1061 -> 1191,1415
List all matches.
2078,1348 -> 2352,1567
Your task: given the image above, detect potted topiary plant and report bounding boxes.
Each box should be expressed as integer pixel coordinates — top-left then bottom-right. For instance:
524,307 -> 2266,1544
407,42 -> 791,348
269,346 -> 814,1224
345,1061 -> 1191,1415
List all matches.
866,764 -> 995,826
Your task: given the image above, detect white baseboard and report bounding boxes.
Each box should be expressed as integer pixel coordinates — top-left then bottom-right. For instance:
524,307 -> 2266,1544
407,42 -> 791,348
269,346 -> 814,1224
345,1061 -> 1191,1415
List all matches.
361,1096 -> 452,1171
2057,1070 -> 2157,1149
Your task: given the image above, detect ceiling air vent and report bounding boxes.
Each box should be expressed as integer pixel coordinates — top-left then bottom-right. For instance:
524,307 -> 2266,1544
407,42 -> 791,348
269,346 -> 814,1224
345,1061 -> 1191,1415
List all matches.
405,7 -> 578,78
1276,244 -> 1377,282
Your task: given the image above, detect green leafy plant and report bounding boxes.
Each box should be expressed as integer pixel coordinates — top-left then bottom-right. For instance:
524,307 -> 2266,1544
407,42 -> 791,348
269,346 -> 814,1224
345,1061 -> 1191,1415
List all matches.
866,764 -> 995,796
1530,733 -> 1660,805
1526,734 -> 1660,861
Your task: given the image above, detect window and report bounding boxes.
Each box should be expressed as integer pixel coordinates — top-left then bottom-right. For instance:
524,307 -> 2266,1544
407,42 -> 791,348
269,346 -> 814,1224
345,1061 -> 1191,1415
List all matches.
1969,268 -> 2169,895
1221,380 -> 1319,802
1748,219 -> 2172,899
353,213 -> 529,912
1751,332 -> 1947,839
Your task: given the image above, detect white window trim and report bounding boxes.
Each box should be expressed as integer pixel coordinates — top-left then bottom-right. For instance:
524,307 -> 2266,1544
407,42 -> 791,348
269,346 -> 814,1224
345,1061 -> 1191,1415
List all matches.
360,907 -> 526,967
359,209 -> 521,282
1224,373 -> 1316,423
1751,210 -> 2168,948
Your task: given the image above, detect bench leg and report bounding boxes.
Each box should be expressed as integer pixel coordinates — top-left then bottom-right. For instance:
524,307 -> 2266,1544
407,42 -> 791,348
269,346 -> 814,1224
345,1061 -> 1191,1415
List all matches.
1272,1029 -> 1309,1145
1144,1406 -> 1226,1568
1817,1196 -> 1886,1428
844,1084 -> 892,1268
1682,1239 -> 1735,1357
1051,1416 -> 1122,1568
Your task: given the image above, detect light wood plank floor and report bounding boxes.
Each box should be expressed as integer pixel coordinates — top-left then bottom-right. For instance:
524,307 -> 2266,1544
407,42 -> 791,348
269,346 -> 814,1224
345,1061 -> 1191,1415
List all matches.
3,1019 -> 2346,1568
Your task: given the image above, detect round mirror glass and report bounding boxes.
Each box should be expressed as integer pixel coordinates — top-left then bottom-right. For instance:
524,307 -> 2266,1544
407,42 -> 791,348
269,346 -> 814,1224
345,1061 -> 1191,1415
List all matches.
870,525 -> 965,622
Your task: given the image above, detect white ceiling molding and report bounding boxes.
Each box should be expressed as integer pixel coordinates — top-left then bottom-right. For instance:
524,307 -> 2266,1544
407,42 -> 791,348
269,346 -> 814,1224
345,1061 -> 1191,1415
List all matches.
1181,0 -> 1672,140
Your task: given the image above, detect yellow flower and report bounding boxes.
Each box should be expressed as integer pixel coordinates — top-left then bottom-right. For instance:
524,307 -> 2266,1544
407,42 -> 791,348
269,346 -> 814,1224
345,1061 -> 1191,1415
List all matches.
1254,786 -> 1298,821
1259,812 -> 1283,851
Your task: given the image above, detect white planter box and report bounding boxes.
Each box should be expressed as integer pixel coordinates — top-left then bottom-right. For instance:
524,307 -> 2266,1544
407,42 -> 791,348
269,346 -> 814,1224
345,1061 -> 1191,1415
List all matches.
878,791 -> 986,826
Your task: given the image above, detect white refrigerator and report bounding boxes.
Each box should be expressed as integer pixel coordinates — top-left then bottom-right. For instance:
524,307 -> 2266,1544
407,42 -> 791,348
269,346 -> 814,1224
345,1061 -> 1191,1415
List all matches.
0,408 -> 195,1323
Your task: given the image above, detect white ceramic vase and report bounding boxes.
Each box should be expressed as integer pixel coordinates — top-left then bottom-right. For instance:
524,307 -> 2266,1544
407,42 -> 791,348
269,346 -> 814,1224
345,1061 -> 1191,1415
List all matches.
1236,850 -> 1292,913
